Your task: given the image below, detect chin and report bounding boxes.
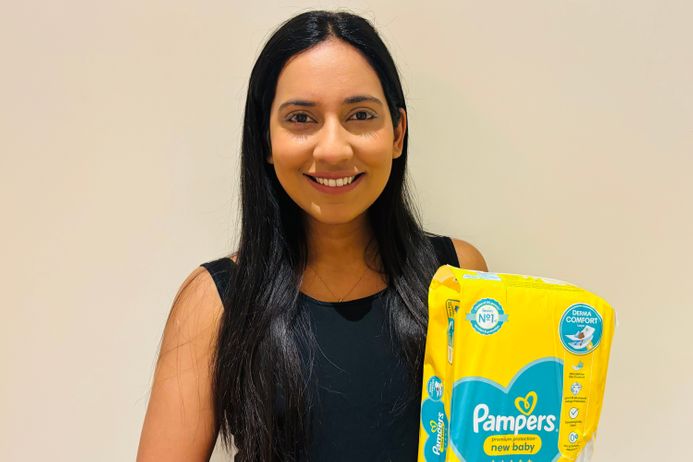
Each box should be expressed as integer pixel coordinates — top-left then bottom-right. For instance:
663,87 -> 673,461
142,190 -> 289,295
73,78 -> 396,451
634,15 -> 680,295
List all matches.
304,209 -> 367,226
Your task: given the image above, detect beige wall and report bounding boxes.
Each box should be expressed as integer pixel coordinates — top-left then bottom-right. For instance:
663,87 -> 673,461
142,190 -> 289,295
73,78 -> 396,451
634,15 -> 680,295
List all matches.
2,1 -> 691,460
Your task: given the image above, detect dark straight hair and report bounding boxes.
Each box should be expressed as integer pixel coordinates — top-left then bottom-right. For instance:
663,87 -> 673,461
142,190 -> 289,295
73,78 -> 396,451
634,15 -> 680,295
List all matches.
213,9 -> 441,461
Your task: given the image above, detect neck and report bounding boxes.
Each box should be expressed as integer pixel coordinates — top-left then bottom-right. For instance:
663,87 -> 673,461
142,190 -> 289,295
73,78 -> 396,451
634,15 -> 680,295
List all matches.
300,212 -> 386,300
305,212 -> 375,270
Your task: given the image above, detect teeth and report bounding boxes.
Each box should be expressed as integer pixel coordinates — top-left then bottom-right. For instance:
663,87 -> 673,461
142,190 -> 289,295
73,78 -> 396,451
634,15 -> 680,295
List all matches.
315,175 -> 357,187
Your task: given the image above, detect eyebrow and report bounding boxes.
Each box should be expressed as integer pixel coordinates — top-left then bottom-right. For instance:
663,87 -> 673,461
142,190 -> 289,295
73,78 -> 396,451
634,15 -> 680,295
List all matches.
278,95 -> 384,111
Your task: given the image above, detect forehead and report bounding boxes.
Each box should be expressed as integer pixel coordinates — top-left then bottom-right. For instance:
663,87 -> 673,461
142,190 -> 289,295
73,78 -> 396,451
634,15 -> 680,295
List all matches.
273,39 -> 385,106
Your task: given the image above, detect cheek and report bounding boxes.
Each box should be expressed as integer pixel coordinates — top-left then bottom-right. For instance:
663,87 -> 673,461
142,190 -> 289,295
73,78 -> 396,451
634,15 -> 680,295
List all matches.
268,146 -> 309,199
270,128 -> 312,163
272,158 -> 304,195
357,143 -> 395,174
352,130 -> 393,162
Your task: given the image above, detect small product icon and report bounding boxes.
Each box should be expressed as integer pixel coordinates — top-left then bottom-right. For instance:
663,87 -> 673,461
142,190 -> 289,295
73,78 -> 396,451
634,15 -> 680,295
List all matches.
427,376 -> 444,401
570,382 -> 582,396
569,432 -> 579,443
569,407 -> 579,419
572,361 -> 584,371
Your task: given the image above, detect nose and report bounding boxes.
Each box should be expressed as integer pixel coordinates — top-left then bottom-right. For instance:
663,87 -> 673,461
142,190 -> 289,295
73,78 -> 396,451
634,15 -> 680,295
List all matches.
312,116 -> 353,164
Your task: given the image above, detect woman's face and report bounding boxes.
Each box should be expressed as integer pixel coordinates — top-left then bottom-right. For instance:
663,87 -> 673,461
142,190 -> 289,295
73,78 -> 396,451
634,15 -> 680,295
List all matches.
268,38 -> 406,226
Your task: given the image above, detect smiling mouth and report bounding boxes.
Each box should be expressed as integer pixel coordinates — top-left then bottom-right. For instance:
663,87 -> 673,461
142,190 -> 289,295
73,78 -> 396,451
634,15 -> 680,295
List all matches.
304,172 -> 365,184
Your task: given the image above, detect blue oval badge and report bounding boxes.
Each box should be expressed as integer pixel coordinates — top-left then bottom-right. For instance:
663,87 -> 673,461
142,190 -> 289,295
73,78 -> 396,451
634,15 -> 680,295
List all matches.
466,298 -> 508,335
559,303 -> 603,355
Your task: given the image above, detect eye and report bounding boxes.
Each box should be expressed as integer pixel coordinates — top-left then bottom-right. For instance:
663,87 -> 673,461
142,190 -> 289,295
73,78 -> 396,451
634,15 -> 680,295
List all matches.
286,112 -> 315,124
350,110 -> 376,121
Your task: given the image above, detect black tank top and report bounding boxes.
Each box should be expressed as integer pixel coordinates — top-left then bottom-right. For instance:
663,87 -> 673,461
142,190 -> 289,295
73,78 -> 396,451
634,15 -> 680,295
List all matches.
201,233 -> 460,461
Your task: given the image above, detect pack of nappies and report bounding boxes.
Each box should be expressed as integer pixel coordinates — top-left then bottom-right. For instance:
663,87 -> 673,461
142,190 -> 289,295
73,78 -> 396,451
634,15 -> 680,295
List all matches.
418,265 -> 615,462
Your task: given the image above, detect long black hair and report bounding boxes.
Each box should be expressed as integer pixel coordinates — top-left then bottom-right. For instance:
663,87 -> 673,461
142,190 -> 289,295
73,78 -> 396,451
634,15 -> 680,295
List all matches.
213,9 -> 441,461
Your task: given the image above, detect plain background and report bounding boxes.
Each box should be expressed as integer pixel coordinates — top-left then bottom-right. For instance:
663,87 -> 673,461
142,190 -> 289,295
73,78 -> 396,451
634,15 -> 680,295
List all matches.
2,1 -> 691,460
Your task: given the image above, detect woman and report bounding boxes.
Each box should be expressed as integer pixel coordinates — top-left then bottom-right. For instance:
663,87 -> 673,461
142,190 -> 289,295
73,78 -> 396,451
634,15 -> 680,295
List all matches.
137,9 -> 487,462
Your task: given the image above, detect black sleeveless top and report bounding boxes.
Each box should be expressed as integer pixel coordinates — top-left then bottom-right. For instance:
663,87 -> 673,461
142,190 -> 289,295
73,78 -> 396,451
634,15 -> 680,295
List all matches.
200,233 -> 460,461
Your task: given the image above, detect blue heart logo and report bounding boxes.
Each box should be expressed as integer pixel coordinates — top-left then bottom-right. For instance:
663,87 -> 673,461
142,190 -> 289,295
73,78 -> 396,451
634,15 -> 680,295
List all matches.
449,358 -> 564,462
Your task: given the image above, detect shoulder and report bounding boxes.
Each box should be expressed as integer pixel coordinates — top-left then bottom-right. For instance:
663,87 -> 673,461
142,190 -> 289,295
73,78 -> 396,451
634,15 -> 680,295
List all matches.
166,266 -> 224,340
449,237 -> 489,271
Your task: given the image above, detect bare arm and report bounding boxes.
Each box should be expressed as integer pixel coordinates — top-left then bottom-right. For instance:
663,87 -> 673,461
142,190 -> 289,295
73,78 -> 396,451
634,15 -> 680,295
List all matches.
137,266 -> 224,462
450,237 -> 489,272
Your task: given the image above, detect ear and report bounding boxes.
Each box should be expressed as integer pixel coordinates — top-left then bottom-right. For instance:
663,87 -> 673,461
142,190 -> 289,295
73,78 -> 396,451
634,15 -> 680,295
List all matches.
392,108 -> 406,159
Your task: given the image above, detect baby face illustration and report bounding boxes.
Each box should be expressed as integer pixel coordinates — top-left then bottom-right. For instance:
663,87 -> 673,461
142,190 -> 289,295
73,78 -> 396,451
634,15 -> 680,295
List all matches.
565,326 -> 595,350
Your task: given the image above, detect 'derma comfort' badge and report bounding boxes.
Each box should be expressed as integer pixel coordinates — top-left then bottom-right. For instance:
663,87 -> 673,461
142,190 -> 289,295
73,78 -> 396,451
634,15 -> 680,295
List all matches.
559,303 -> 604,355
466,298 -> 508,335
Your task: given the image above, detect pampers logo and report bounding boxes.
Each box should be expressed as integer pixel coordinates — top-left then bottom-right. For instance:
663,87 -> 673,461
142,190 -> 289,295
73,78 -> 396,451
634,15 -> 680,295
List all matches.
449,358 -> 564,461
473,390 -> 557,439
428,411 -> 447,456
421,399 -> 449,460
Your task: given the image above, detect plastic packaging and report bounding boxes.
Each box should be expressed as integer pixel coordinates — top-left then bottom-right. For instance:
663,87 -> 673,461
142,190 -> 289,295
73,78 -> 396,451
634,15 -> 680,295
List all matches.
418,265 -> 615,462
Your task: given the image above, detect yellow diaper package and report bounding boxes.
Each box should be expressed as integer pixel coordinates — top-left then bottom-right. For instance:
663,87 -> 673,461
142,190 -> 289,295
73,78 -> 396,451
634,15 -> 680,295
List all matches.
418,265 -> 615,462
